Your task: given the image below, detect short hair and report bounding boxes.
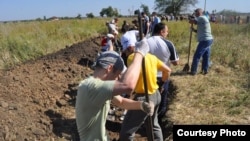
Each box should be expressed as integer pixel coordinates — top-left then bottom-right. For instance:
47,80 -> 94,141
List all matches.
153,22 -> 166,35
195,8 -> 203,13
152,12 -> 157,15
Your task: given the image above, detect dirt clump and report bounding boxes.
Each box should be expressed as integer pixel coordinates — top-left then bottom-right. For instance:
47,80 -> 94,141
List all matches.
0,36 -> 172,141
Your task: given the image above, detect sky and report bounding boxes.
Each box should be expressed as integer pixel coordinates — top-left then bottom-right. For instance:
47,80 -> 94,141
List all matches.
0,0 -> 250,21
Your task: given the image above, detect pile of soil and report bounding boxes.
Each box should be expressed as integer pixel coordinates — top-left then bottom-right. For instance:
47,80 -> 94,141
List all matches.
0,36 -> 173,141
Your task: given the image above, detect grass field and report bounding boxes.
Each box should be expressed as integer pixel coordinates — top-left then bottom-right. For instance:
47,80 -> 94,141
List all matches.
0,18 -> 249,127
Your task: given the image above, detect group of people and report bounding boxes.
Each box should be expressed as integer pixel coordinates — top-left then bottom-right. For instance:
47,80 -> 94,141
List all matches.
75,8 -> 213,141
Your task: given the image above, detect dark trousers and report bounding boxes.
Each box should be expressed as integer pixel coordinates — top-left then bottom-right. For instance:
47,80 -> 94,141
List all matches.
157,78 -> 170,117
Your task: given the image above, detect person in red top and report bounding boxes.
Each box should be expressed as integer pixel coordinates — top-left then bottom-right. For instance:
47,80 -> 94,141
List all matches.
100,34 -> 115,52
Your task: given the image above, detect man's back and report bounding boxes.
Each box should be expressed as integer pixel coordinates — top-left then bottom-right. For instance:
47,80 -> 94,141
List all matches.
147,36 -> 179,76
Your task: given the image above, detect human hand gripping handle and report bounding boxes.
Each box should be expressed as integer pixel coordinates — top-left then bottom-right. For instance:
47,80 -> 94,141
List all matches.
140,101 -> 154,116
135,38 -> 149,56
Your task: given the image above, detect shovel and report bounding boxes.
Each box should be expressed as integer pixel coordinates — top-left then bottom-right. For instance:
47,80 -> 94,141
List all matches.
183,23 -> 193,72
137,9 -> 154,141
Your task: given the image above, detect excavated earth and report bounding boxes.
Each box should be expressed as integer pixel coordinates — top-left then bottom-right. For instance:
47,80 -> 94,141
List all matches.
0,36 -> 175,141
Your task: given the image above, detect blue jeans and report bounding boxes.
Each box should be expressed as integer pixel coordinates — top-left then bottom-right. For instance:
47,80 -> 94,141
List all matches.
191,39 -> 213,74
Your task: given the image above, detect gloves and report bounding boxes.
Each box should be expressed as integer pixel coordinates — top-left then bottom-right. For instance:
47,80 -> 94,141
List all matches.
107,34 -> 114,39
135,38 -> 149,56
107,39 -> 113,46
140,101 -> 154,116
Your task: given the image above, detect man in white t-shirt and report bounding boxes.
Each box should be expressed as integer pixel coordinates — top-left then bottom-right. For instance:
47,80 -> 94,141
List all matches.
147,22 -> 179,122
120,25 -> 139,66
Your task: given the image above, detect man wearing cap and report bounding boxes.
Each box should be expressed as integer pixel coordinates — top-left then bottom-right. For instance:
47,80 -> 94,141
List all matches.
189,8 -> 214,75
119,38 -> 171,141
75,39 -> 153,141
120,25 -> 139,66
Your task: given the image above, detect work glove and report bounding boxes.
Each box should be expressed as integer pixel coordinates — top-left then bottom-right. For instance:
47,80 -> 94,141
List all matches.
140,101 -> 154,116
135,38 -> 149,56
107,34 -> 114,39
107,39 -> 113,47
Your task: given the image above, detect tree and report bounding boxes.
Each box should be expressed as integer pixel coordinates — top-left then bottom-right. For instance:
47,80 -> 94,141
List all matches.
154,0 -> 198,16
100,6 -> 119,17
76,14 -> 82,19
140,4 -> 150,15
86,13 -> 95,18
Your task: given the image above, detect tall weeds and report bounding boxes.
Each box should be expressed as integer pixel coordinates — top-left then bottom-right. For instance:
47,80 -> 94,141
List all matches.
0,19 -> 249,71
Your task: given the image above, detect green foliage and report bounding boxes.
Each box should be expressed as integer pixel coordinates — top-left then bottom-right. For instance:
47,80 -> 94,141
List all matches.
217,9 -> 238,16
100,6 -> 119,17
76,14 -> 82,19
0,19 -> 107,69
0,18 -> 249,125
140,4 -> 150,15
86,13 -> 95,18
0,18 -> 249,72
154,0 -> 198,15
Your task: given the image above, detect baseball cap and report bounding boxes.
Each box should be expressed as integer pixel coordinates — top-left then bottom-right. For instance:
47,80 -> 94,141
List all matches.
95,51 -> 125,72
122,39 -> 135,51
107,34 -> 114,39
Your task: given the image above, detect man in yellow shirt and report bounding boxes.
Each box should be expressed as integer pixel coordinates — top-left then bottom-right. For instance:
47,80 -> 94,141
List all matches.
119,39 -> 171,141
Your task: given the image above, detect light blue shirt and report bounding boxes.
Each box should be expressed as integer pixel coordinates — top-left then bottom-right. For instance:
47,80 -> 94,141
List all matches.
196,16 -> 213,42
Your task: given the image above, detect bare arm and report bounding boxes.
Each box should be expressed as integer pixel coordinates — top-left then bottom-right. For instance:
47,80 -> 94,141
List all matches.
107,40 -> 114,51
112,52 -> 144,95
112,95 -> 141,110
159,64 -> 172,82
112,38 -> 149,96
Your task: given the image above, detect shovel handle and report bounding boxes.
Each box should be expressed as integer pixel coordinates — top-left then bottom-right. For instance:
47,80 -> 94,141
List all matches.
137,9 -> 154,141
187,23 -> 193,64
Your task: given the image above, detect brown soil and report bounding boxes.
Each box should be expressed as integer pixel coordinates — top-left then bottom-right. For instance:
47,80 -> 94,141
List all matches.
0,36 -> 173,141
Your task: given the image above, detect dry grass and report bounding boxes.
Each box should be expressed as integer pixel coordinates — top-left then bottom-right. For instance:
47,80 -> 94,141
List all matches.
1,18 -> 249,127
167,59 -> 249,125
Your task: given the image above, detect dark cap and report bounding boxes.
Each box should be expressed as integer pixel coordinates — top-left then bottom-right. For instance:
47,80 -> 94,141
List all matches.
95,51 -> 125,72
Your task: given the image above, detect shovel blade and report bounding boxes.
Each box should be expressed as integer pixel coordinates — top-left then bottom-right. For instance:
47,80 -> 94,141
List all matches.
182,64 -> 190,72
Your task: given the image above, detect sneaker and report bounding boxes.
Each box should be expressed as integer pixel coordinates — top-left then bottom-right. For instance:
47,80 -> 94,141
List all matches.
203,71 -> 208,75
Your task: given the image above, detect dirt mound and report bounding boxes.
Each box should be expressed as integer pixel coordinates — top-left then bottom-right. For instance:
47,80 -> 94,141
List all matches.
0,36 -> 173,141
